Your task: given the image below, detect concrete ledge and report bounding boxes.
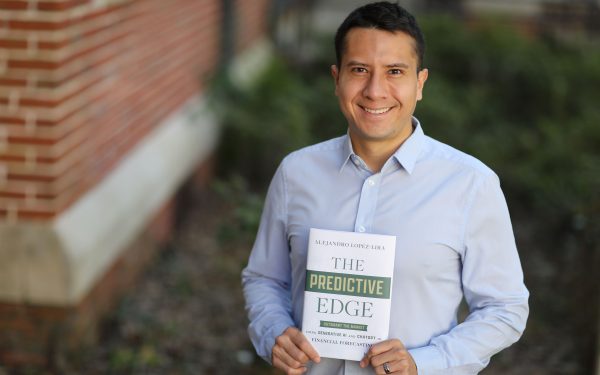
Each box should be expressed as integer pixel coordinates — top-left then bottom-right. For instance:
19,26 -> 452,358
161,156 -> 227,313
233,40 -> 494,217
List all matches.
0,199 -> 181,366
0,96 -> 219,306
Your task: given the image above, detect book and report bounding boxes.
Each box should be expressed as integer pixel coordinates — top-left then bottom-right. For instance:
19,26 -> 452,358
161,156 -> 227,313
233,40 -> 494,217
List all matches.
301,228 -> 397,361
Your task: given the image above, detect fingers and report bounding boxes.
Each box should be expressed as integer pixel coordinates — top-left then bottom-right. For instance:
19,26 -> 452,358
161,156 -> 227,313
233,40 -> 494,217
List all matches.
282,327 -> 321,363
370,349 -> 402,368
369,339 -> 406,357
293,332 -> 321,363
272,356 -> 307,375
360,339 -> 416,375
373,358 -> 411,374
272,327 -> 321,374
360,339 -> 405,367
273,343 -> 305,369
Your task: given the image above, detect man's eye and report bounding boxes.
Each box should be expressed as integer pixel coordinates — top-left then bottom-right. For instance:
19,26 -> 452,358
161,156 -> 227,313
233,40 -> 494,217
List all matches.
389,69 -> 403,75
352,67 -> 367,73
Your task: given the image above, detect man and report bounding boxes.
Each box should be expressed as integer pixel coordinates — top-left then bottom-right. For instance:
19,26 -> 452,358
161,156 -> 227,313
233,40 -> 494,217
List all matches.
242,2 -> 529,374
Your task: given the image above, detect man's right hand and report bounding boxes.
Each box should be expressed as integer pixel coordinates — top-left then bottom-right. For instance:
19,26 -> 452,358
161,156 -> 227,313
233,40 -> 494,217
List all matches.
272,327 -> 321,374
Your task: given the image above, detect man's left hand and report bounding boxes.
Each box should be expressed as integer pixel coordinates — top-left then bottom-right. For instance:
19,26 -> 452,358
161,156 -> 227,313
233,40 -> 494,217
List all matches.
359,339 -> 417,375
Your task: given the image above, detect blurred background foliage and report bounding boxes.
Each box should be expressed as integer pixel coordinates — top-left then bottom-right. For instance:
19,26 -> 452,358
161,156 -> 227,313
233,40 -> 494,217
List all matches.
211,14 -> 599,373
210,52 -> 342,185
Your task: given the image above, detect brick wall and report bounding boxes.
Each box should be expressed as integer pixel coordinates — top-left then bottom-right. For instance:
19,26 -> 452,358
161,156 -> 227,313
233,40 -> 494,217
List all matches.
0,0 -> 269,222
0,0 -> 272,368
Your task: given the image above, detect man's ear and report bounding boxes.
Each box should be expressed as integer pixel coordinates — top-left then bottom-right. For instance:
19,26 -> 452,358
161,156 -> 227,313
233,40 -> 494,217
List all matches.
416,68 -> 428,101
331,65 -> 339,96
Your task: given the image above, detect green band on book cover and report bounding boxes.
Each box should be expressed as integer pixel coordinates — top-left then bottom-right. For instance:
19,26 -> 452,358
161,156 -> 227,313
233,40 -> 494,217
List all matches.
320,320 -> 368,331
305,270 -> 391,299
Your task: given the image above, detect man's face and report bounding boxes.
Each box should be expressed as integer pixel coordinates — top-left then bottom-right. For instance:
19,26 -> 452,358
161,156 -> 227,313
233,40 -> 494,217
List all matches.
331,28 -> 428,149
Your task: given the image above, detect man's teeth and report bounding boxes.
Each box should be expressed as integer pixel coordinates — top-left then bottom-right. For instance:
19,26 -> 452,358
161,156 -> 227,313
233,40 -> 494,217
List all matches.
363,107 -> 391,114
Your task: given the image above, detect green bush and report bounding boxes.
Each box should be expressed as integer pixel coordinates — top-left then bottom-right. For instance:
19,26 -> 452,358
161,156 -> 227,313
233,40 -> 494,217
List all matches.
209,56 -> 344,187
417,17 -> 600,225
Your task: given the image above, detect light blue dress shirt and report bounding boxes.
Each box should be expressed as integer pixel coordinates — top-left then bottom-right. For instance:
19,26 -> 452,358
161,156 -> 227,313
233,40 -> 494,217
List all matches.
242,118 -> 529,375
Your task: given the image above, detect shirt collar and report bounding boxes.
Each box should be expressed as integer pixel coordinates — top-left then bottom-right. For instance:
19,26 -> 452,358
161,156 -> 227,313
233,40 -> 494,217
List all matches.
339,131 -> 356,172
338,117 -> 425,174
391,117 -> 425,175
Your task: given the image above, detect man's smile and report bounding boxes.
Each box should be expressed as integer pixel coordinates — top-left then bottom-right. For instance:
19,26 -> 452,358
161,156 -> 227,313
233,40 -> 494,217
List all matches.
359,105 -> 394,115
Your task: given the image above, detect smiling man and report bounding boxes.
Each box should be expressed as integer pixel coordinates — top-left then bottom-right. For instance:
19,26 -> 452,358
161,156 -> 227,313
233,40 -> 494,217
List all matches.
331,26 -> 427,173
242,2 -> 529,375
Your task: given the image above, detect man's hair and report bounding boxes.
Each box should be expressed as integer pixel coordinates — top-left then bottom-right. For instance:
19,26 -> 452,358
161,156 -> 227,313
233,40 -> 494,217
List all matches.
334,1 -> 425,71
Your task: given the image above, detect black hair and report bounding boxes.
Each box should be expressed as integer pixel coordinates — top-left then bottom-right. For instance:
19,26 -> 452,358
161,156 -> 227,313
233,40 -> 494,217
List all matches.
334,1 -> 425,71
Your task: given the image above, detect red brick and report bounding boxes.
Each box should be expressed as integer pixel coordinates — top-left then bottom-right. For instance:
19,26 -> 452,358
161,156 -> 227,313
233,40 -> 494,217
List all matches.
0,39 -> 28,48
0,1 -> 27,10
0,1 -> 91,11
0,78 -> 28,88
6,3 -> 131,31
37,0 -> 90,12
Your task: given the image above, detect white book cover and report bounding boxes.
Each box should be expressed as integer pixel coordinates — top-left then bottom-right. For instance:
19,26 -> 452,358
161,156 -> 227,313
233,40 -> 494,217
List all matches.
301,228 -> 396,361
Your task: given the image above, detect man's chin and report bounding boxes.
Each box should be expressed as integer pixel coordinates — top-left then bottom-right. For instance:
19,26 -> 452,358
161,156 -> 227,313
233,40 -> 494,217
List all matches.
349,127 -> 394,142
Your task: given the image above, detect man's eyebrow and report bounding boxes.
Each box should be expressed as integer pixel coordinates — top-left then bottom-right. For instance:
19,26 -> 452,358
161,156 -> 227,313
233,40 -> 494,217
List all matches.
386,63 -> 410,69
344,61 -> 411,69
345,61 -> 368,67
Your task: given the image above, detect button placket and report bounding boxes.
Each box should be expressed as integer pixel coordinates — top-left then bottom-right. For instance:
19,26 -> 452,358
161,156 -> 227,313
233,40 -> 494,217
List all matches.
354,173 -> 382,234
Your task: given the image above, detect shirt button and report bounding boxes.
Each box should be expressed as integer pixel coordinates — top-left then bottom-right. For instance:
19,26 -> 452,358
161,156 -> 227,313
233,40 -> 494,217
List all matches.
368,179 -> 375,186
358,226 -> 366,233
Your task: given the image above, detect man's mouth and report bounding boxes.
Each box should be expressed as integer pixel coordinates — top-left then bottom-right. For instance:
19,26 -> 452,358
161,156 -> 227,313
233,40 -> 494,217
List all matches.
361,106 -> 392,115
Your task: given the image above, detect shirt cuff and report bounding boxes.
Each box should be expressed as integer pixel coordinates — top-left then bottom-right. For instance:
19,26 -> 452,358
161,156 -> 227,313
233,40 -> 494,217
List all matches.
408,345 -> 445,374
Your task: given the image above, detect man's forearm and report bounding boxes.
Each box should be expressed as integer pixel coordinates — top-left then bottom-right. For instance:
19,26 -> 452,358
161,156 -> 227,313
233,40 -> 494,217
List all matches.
242,268 -> 296,362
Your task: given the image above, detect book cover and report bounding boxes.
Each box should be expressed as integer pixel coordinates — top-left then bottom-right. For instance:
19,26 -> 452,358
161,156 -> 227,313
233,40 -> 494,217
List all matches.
301,228 -> 396,361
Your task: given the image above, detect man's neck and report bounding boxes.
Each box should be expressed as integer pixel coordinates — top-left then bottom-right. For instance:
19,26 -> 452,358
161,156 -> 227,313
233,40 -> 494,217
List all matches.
349,130 -> 413,173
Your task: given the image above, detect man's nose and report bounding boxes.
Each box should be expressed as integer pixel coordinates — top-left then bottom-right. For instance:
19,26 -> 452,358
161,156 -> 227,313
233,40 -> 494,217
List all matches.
362,72 -> 387,99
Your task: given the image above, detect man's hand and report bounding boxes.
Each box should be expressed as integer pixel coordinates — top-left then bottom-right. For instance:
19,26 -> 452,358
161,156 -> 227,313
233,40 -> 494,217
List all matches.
360,339 -> 417,375
272,327 -> 321,374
